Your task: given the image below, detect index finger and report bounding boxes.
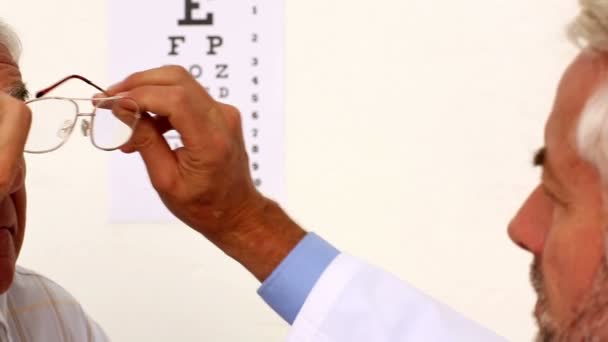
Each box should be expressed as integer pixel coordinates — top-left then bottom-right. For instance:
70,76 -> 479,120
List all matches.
0,92 -> 31,194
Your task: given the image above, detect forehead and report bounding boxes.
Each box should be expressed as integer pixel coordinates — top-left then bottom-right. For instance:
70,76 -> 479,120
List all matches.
0,44 -> 21,91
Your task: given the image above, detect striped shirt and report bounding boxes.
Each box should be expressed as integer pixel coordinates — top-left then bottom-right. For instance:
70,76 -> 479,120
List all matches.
0,266 -> 108,342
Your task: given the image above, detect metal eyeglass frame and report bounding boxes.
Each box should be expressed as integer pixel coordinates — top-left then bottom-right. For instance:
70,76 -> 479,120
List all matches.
24,75 -> 142,154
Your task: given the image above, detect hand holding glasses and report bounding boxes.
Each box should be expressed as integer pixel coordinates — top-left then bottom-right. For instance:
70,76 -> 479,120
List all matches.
24,75 -> 142,154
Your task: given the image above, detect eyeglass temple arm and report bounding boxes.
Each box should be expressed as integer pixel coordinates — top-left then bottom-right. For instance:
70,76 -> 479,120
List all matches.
35,75 -> 110,98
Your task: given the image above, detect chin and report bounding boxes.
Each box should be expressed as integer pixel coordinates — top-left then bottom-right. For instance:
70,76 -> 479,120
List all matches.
535,262 -> 608,341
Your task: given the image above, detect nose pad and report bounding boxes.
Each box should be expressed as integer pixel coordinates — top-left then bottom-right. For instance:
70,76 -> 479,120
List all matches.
57,120 -> 74,139
81,119 -> 91,137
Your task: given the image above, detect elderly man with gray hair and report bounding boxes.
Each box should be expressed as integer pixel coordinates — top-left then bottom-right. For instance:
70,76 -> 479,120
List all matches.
2,0 -> 608,341
0,21 -> 109,341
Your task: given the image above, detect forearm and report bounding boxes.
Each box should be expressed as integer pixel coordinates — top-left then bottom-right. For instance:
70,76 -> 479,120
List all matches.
210,196 -> 307,282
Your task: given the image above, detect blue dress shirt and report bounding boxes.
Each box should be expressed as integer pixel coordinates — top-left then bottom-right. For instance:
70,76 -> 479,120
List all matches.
257,233 -> 339,324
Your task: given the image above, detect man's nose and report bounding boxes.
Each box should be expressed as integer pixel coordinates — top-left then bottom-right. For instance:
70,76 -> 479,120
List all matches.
508,186 -> 551,255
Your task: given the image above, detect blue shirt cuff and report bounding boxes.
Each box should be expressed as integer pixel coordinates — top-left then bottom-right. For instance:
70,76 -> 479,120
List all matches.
257,232 -> 339,324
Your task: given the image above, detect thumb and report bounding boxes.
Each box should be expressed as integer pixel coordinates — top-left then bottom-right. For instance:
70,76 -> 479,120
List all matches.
127,113 -> 178,193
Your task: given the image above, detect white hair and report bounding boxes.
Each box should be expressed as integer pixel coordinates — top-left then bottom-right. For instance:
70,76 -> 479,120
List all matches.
0,20 -> 21,62
577,84 -> 608,181
570,2 -> 608,182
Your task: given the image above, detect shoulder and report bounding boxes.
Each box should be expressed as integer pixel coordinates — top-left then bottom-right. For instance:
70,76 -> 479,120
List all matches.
11,265 -> 80,304
6,266 -> 109,341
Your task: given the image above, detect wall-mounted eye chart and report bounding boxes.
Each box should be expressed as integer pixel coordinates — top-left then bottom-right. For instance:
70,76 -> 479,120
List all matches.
108,0 -> 285,222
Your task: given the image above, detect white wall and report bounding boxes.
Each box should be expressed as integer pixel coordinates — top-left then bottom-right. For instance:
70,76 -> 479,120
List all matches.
1,0 -> 578,341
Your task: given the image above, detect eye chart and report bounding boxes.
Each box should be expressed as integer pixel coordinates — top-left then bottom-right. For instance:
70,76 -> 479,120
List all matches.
108,0 -> 285,222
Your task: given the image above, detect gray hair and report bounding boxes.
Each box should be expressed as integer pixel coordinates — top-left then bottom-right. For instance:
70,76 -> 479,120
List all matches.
577,83 -> 608,181
0,20 -> 21,62
570,2 -> 608,182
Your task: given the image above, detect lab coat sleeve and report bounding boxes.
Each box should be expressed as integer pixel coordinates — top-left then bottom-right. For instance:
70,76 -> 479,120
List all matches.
287,253 -> 506,342
258,233 -> 340,324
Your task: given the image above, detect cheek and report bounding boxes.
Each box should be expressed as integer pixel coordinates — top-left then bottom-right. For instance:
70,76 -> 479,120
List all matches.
542,208 -> 605,321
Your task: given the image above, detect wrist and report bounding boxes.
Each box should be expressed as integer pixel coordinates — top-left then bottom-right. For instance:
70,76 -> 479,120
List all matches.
209,196 -> 307,282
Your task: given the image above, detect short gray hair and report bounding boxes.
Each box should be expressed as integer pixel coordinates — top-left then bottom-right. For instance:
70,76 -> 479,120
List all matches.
569,2 -> 608,181
569,0 -> 608,51
0,20 -> 21,62
577,83 -> 608,182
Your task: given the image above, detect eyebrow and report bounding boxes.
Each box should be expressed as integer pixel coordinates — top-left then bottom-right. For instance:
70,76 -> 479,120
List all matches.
533,146 -> 566,192
533,147 -> 546,167
8,80 -> 29,101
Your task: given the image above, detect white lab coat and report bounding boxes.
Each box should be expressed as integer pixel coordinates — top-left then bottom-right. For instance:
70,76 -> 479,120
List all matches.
287,254 -> 506,342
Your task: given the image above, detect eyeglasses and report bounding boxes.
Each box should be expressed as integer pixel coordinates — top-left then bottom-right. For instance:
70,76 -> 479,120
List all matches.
24,75 -> 142,154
